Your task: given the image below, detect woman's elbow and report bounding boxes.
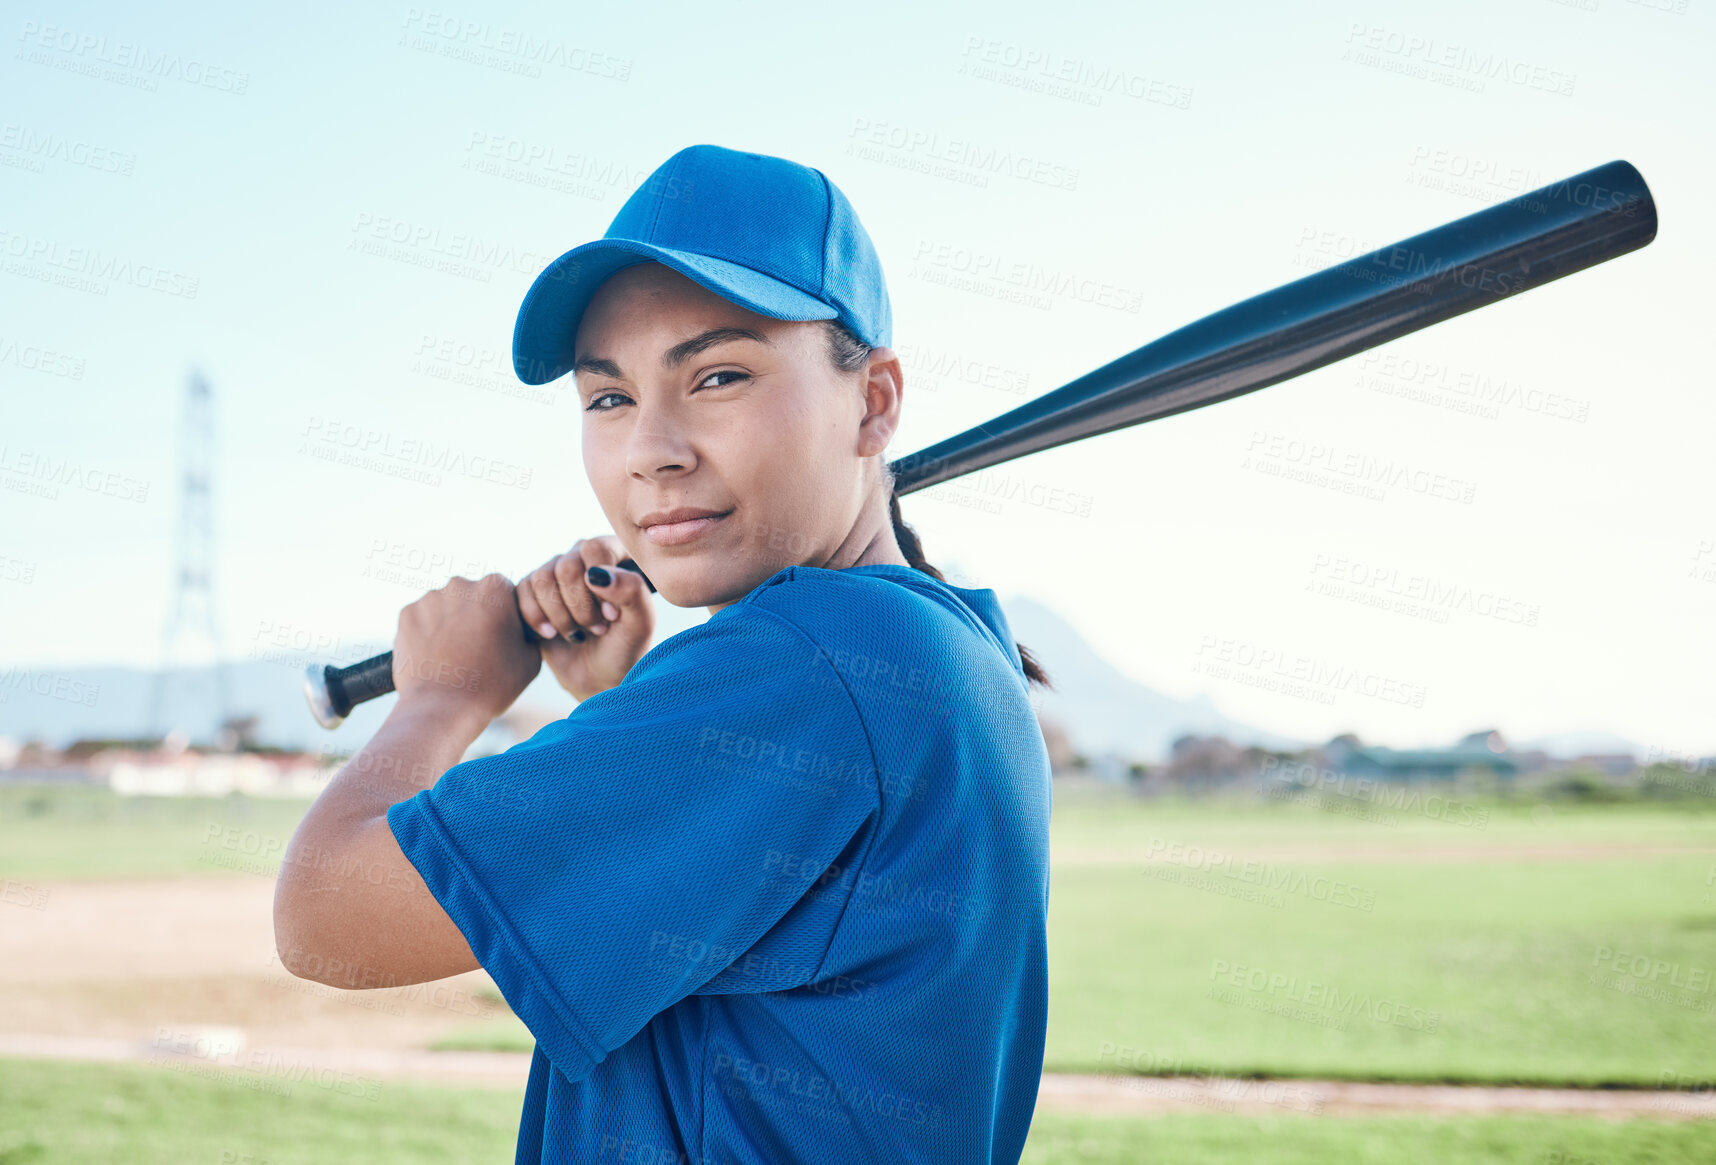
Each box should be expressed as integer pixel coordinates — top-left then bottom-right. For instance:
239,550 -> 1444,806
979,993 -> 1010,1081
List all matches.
272,878 -> 335,985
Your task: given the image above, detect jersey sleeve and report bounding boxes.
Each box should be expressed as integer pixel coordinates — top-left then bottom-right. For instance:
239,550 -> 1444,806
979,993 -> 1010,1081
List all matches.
385,602 -> 879,1082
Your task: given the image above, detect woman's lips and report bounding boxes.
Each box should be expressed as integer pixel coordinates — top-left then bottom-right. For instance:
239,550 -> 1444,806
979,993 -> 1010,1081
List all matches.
640,511 -> 731,546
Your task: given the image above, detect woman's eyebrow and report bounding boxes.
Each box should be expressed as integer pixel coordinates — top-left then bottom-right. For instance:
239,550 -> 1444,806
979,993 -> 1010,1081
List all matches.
662,326 -> 771,368
574,327 -> 772,379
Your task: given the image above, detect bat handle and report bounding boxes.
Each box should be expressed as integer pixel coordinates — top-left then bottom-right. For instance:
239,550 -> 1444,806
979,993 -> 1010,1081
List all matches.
304,653 -> 393,730
302,558 -> 655,730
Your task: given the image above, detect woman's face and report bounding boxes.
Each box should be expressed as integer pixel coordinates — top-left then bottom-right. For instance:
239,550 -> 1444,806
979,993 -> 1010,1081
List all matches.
573,261 -> 897,610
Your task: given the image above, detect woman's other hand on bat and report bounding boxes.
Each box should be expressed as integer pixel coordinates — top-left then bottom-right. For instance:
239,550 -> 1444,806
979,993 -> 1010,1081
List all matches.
517,535 -> 656,701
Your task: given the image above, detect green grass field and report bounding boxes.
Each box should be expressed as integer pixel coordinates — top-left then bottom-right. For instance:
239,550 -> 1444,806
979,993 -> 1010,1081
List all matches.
0,782 -> 312,882
5,780 -> 1715,1159
4,1057 -> 1716,1165
1041,795 -> 1716,1086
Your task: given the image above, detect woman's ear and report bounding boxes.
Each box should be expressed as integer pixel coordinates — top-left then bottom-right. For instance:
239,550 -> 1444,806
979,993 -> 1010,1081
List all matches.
856,346 -> 903,458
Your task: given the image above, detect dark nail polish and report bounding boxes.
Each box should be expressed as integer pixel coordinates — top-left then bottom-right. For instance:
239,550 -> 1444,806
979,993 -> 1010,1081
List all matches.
586,565 -> 611,587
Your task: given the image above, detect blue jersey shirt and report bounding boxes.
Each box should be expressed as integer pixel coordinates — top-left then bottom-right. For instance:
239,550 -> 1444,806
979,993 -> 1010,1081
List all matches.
387,563 -> 1052,1164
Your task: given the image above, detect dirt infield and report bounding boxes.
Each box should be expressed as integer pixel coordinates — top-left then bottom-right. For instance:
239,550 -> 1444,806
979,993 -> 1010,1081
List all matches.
0,875 -> 497,1053
5,876 -> 1714,1119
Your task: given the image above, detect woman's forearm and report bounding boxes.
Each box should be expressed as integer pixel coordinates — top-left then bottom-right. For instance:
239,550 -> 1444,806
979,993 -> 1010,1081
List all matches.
298,694 -> 489,832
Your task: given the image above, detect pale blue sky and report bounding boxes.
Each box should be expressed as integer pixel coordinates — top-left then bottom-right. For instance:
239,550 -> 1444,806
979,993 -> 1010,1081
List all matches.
3,0 -> 1711,754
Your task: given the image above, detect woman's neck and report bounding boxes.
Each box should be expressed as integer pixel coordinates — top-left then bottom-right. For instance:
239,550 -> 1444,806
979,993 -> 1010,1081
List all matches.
819,487 -> 910,573
703,488 -> 907,616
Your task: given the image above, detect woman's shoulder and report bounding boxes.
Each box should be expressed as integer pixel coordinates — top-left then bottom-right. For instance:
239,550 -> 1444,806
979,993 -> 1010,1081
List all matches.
726,563 -> 1028,689
745,563 -> 1003,633
616,564 -> 1027,708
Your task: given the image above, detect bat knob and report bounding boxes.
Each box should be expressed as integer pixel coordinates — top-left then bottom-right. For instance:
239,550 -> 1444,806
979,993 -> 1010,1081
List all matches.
303,664 -> 347,730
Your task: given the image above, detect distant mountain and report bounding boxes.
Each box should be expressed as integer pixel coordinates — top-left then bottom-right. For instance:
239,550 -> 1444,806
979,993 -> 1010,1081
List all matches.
1000,596 -> 1308,763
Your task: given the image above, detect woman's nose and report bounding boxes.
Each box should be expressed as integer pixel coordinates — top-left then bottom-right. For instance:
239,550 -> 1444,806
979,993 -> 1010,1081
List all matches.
625,406 -> 697,479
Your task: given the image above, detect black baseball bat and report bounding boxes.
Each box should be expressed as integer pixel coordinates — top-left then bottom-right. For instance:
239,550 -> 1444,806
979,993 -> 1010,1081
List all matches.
306,159 -> 1655,728
891,159 -> 1655,492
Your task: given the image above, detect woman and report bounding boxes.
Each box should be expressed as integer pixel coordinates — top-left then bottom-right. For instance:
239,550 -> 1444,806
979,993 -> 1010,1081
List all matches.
275,144 -> 1053,1164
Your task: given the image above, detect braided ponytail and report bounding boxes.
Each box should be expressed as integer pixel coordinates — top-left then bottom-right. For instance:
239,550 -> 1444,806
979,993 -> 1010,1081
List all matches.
823,320 -> 1050,689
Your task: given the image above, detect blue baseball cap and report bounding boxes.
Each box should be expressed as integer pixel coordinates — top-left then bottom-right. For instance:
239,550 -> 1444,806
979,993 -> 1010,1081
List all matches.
511,144 -> 893,386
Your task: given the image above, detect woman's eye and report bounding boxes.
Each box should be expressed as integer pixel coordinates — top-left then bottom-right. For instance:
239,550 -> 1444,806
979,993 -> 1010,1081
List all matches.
697,369 -> 749,390
586,390 -> 631,412
585,372 -> 744,411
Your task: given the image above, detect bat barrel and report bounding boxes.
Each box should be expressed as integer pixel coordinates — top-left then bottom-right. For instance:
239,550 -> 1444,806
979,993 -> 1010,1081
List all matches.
889,160 -> 1657,495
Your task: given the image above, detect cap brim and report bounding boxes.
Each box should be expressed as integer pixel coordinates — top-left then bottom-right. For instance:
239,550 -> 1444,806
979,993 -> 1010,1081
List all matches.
512,240 -> 837,386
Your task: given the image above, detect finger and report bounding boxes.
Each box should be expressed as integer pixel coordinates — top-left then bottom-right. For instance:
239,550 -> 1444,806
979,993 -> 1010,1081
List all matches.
616,557 -> 656,593
583,562 -> 653,657
576,536 -> 626,571
583,560 -> 647,621
551,552 -> 605,635
530,561 -> 588,642
570,540 -> 628,635
579,534 -> 656,593
536,626 -> 578,666
516,575 -> 575,643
